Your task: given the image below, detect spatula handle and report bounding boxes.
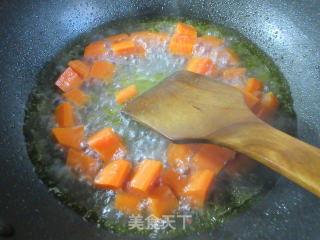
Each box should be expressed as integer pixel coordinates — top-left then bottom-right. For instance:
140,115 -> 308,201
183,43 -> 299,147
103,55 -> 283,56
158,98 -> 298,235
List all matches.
208,121 -> 320,197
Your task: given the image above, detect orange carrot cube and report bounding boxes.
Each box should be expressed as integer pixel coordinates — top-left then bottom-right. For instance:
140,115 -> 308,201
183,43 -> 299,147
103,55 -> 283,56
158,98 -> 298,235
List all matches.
186,58 -> 219,77
55,67 -> 83,92
111,40 -> 136,56
89,61 -> 116,82
114,192 -> 142,215
55,102 -> 76,127
52,125 -> 84,150
147,184 -> 179,218
174,22 -> 197,37
169,34 -> 196,57
235,85 -> 260,109
84,40 -> 106,57
63,88 -> 89,106
87,127 -> 126,163
162,168 -> 188,197
246,78 -> 264,98
68,60 -> 91,78
115,84 -> 138,105
166,143 -> 199,171
253,92 -> 279,120
129,159 -> 162,195
190,144 -> 235,175
261,92 -> 279,109
184,169 -> 215,208
94,159 -> 131,190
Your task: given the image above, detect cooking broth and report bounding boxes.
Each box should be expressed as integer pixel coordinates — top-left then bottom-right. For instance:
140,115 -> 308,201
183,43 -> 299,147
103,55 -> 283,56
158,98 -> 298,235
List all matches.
24,17 -> 296,238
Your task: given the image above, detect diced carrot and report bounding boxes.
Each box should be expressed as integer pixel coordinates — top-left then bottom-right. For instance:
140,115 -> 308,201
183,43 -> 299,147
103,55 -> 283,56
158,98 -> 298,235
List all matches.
198,35 -> 224,47
94,159 -> 131,190
55,67 -> 83,92
115,192 -> 142,215
87,127 -> 126,163
162,168 -> 187,197
63,88 -> 89,106
52,125 -> 84,150
166,143 -> 199,171
190,144 -> 235,175
186,58 -> 219,77
147,184 -> 179,218
107,33 -> 129,43
222,67 -> 247,81
66,148 -> 100,181
235,85 -> 260,109
68,60 -> 91,78
84,40 -> 106,57
174,22 -> 197,37
261,92 -> 279,109
111,40 -> 136,56
169,34 -> 197,57
115,84 -> 137,105
184,169 -> 215,208
129,159 -> 162,195
89,61 -> 116,82
225,48 -> 240,64
55,102 -> 76,127
253,92 -> 279,120
246,78 -> 264,98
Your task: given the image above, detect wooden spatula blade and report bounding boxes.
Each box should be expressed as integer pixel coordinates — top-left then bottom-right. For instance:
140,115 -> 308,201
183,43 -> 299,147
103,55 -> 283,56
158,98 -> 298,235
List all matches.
123,70 -> 320,197
123,71 -> 256,142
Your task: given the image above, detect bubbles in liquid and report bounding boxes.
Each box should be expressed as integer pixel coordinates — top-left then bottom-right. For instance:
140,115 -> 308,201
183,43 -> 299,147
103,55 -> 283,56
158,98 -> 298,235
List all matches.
52,28 -> 248,214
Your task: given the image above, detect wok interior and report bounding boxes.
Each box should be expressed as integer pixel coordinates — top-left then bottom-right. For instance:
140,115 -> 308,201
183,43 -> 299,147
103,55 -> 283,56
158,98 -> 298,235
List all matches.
25,17 -> 295,237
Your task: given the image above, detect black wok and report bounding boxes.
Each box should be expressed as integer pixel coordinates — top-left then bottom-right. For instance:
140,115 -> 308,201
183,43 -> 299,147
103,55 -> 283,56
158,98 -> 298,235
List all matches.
0,0 -> 320,239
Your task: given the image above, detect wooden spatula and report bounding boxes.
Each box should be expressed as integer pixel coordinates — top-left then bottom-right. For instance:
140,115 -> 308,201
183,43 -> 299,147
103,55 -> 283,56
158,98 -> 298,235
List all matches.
123,71 -> 320,197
